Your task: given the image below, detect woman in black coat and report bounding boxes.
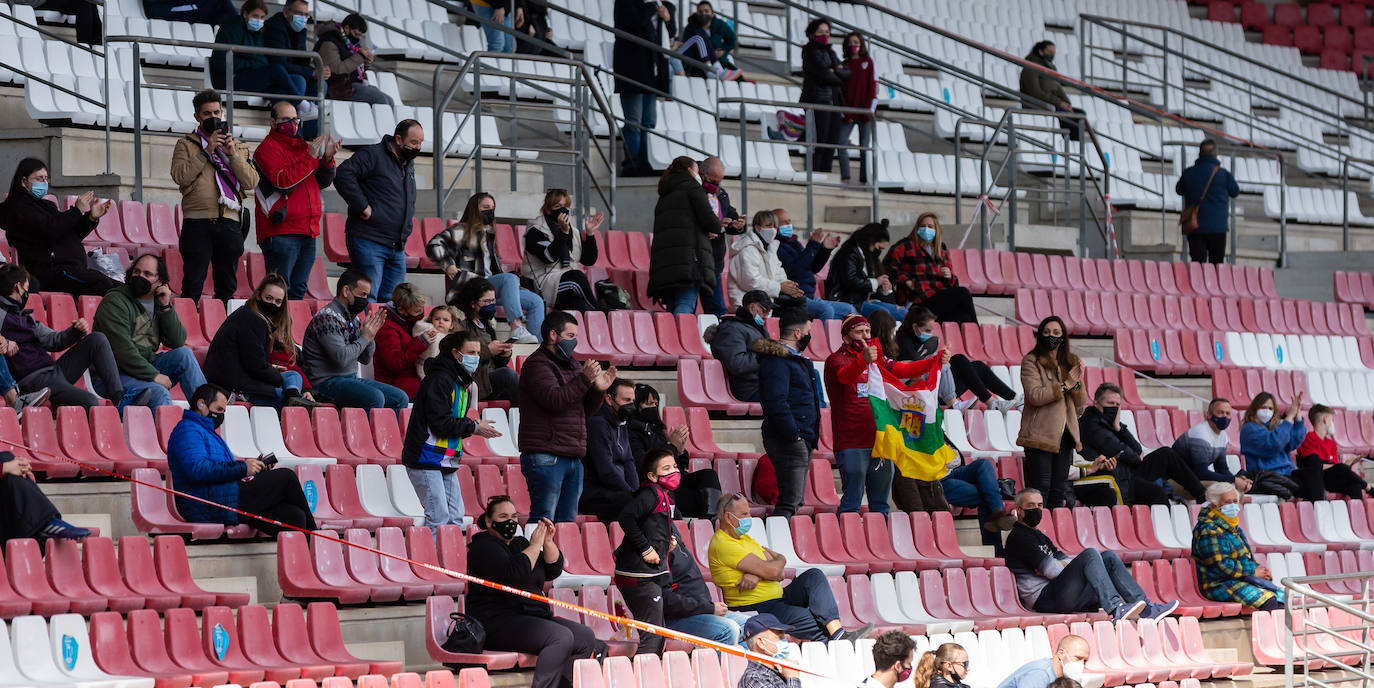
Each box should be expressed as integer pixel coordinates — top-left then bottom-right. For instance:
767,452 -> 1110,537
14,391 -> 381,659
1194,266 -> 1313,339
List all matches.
204,274 -> 319,408
0,158 -> 119,296
467,497 -> 602,688
646,156 -> 718,314
824,221 -> 904,319
800,18 -> 848,174
626,383 -> 721,519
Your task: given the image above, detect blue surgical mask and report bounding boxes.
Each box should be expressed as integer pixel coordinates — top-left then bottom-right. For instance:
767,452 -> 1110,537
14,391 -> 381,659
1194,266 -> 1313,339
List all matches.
1219,503 -> 1241,519
247,17 -> 265,31
917,331 -> 933,342
28,181 -> 47,199
917,227 -> 936,242
732,515 -> 751,535
778,224 -> 794,238
460,354 -> 480,373
753,315 -> 764,327
290,13 -> 307,31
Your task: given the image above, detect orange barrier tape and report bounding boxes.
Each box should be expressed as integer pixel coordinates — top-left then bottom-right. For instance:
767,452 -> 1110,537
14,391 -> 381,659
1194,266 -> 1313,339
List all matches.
9,435 -> 849,679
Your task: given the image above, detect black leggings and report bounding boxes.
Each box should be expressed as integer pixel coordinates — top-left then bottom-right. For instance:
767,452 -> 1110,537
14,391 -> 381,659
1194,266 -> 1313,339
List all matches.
0,473 -> 60,542
919,286 -> 978,323
1296,455 -> 1368,501
1126,447 -> 1207,505
1025,431 -> 1075,508
949,355 -> 1015,402
553,270 -> 599,312
237,468 -> 317,536
483,614 -> 600,688
808,107 -> 842,173
616,576 -> 666,655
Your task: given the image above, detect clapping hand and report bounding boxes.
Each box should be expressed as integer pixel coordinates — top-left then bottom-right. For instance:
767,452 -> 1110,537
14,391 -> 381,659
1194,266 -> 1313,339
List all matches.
361,308 -> 386,339
780,281 -> 804,298
322,137 -> 341,159
668,424 -> 690,451
582,359 -> 604,381
76,192 -> 112,219
475,419 -> 503,438
593,366 -> 619,392
1066,360 -> 1084,387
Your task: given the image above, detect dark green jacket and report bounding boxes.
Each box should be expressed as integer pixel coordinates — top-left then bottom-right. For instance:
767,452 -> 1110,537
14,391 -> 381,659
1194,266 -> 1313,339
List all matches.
646,172 -> 717,304
210,15 -> 269,86
93,285 -> 188,381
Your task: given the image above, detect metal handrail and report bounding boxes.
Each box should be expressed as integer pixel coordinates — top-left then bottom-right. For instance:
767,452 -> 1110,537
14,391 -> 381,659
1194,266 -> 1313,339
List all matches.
1282,573 -> 1374,688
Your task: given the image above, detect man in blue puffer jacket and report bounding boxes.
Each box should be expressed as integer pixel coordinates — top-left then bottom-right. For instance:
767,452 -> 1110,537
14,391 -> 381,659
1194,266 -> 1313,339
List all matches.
756,308 -> 820,519
168,383 -> 316,536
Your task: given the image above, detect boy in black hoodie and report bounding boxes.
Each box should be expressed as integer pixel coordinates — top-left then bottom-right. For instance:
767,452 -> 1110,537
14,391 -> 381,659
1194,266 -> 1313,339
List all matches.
613,449 -> 680,655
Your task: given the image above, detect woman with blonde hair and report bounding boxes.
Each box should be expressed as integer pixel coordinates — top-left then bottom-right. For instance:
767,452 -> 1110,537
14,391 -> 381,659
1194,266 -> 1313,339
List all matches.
427,191 -> 544,343
204,273 -> 320,408
911,642 -> 969,688
883,212 -> 977,322
522,188 -> 606,312
374,282 -> 433,398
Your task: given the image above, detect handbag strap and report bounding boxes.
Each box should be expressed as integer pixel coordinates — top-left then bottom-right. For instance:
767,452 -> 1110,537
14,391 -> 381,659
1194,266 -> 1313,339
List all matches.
1196,164 -> 1220,204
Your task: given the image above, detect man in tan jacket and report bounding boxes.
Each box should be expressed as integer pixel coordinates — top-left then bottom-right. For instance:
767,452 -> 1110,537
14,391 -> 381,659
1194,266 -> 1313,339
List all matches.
170,89 -> 259,301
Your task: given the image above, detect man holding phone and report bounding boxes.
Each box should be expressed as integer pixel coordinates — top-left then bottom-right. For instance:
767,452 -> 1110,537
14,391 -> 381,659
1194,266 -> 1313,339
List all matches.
171,89 -> 259,302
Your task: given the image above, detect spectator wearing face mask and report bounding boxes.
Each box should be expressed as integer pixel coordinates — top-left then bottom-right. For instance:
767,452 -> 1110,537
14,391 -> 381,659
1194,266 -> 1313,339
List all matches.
334,119 -> 422,302
626,383 -> 721,520
1192,481 -> 1283,611
253,101 -> 337,299
837,32 -> 876,186
580,378 -> 640,523
996,635 -> 1091,688
1019,40 -> 1085,142
898,307 -> 1019,411
0,158 -> 117,296
1078,383 -> 1207,505
773,208 -> 853,322
737,614 -> 802,688
205,274 -> 320,409
314,13 -> 392,105
705,289 -> 774,403
523,189 -> 606,313
824,222 -> 903,319
613,449 -> 681,655
1173,397 -> 1243,483
1294,404 -> 1371,501
1017,316 -> 1085,509
909,641 -> 965,688
402,331 -> 503,527
452,278 -> 520,404
883,213 -> 976,322
373,282 -> 433,399
1239,391 -> 1305,477
698,157 -> 746,318
262,0 -> 324,120
301,269 -> 407,410
210,0 -> 309,106
728,210 -> 809,313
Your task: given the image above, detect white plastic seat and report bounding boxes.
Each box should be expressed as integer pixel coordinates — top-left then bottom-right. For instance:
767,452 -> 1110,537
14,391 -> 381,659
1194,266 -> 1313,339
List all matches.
762,516 -> 845,576
943,411 -> 975,453
220,405 -> 266,459
1150,504 -> 1186,550
354,463 -> 420,526
383,464 -> 427,521
1168,503 -> 1193,549
248,406 -> 333,467
480,408 -> 519,457
11,614 -> 128,687
892,570 -> 973,634
48,614 -> 153,687
1261,501 -> 1324,552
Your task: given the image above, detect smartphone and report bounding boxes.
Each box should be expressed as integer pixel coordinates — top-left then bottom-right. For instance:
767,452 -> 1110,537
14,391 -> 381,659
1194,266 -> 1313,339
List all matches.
261,452 -> 278,468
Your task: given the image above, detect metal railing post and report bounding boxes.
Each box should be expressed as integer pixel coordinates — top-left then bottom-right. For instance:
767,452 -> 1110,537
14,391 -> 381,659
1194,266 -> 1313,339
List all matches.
738,114 -> 748,214
1279,155 -> 1288,268
474,60 -> 483,193
132,43 -> 142,202
954,123 -> 963,226
804,104 -> 814,233
1007,118 -> 1017,250
1343,158 -> 1351,251
432,65 -> 444,218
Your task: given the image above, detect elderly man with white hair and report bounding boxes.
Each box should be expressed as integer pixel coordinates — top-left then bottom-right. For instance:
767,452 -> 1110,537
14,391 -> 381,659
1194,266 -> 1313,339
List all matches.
1192,481 -> 1284,611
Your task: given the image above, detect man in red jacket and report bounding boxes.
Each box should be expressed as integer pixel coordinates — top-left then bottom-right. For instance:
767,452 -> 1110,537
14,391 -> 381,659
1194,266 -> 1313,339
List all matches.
823,314 -> 948,514
253,101 -> 339,299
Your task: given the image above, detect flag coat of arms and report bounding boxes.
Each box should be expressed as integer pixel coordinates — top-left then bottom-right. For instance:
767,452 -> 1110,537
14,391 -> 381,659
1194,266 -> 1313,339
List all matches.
866,361 -> 957,481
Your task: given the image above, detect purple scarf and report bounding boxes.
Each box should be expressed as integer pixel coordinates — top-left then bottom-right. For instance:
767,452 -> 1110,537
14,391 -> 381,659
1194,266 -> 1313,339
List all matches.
197,130 -> 242,211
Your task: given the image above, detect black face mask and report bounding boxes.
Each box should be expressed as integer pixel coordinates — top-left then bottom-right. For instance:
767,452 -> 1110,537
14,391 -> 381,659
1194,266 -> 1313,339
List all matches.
1021,507 -> 1043,527
1101,406 -> 1119,423
1038,334 -> 1063,351
546,207 -> 570,227
615,403 -> 635,423
257,300 -> 282,318
639,406 -> 662,426
395,140 -> 420,161
491,518 -> 519,540
127,276 -> 153,298
480,209 -> 496,225
345,297 -> 368,317
209,411 -> 225,429
796,334 -> 812,351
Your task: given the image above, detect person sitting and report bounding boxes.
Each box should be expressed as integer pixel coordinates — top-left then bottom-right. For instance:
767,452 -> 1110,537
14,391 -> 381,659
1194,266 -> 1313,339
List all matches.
883,213 -> 976,323
402,332 -> 502,527
663,521 -> 749,646
428,192 -> 543,344
1173,397 -> 1237,483
709,492 -> 872,642
865,631 -> 919,688
314,14 -> 393,105
910,642 -> 965,688
204,274 -> 320,409
262,0 -> 322,129
1192,481 -> 1283,611
1003,488 -> 1177,621
414,305 -> 459,380
995,635 -> 1090,688
0,159 -> 117,296
452,277 -> 520,404
727,210 -> 811,315
1295,404 -> 1372,501
613,449 -> 680,655
1,451 -> 89,542
823,221 -> 903,319
0,265 -> 121,409
210,0 -> 308,106
1079,383 -> 1206,505
773,209 -> 852,322
168,384 -> 317,536
1019,40 -> 1085,142
466,496 -> 602,688
678,8 -> 742,80
301,269 -> 408,410
626,382 -> 720,519
898,306 -> 1019,411
580,378 -> 640,523
706,289 -> 774,402
93,254 -> 207,409
374,282 -> 433,399
1240,391 -> 1305,478
0,339 -> 48,412
737,614 -> 803,688
522,189 -> 605,312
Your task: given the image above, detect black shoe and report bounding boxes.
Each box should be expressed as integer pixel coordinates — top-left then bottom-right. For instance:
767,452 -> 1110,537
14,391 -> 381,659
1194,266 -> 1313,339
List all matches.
285,394 -> 323,410
132,388 -> 155,407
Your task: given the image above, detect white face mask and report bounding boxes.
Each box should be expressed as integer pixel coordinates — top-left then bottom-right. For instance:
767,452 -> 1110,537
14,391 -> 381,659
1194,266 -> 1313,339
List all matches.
1257,409 -> 1274,424
758,227 -> 777,244
1062,662 -> 1086,681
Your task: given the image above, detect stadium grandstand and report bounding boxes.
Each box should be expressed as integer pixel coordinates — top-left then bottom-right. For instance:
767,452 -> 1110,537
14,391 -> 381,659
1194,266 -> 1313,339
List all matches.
2,0 -> 1374,685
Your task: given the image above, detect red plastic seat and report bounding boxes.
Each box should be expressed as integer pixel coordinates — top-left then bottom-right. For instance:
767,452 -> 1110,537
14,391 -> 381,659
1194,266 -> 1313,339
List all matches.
1240,1 -> 1271,29
88,610 -> 194,688
341,407 -> 395,465
1207,1 -> 1238,22
125,608 -> 230,687
163,606 -> 263,684
238,604 -> 334,680
1294,24 -> 1324,52
308,406 -> 369,465
321,213 -> 349,264
425,595 -> 525,669
201,605 -> 301,682
152,535 -> 248,607
308,601 -> 403,675
815,512 -> 883,574
318,529 -> 399,603
6,537 -> 88,614
279,530 -> 361,603
272,602 -> 370,679
370,526 -> 436,597
806,458 -> 841,509
406,527 -> 466,595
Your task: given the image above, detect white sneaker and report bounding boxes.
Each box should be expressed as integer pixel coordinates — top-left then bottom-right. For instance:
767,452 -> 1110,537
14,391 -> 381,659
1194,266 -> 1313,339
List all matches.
298,100 -> 315,116
508,325 -> 539,344
953,397 -> 978,411
13,387 -> 49,411
989,397 -> 1014,411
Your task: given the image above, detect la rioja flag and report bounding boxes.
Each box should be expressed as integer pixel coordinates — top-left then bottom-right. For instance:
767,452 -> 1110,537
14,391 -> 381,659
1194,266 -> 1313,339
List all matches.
865,361 -> 957,481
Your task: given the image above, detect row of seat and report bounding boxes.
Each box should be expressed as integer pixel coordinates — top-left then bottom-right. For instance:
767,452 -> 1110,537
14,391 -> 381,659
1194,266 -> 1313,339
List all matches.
948,248 -> 1281,300
1114,329 -> 1372,377
229,669 -> 487,688
1334,270 -> 1374,310
1016,286 -> 1371,338
279,526 -> 464,605
1209,364 -> 1374,413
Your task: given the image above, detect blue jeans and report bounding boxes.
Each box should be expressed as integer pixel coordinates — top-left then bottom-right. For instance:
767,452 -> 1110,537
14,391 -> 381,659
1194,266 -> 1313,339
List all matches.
105,346 -> 207,409
487,272 -> 544,340
620,92 -> 657,169
665,611 -> 751,646
942,458 -> 1004,517
260,235 -> 317,300
733,568 -> 838,642
860,300 -> 907,320
520,452 -> 583,523
245,370 -> 305,409
807,298 -> 855,321
473,4 -> 516,53
1032,548 -> 1147,614
0,356 -> 16,394
668,286 -> 701,315
405,466 -> 465,527
346,236 -> 407,302
314,374 -> 408,410
836,448 -> 893,515
233,64 -> 307,101
701,273 -> 726,318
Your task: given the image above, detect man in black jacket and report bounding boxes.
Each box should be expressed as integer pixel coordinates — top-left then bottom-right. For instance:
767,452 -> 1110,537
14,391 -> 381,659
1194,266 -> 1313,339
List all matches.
334,119 -> 421,301
613,0 -> 669,176
706,290 -> 773,402
699,156 -> 746,317
580,378 -> 639,522
1079,383 -> 1206,505
663,523 -> 749,645
757,308 -> 819,518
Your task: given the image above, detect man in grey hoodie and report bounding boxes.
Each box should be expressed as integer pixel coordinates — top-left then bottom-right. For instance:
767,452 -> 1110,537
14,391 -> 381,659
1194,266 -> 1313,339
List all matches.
301,268 -> 407,410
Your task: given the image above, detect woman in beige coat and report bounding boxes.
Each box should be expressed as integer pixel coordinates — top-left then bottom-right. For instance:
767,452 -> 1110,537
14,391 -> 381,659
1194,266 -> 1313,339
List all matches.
1016,315 -> 1086,508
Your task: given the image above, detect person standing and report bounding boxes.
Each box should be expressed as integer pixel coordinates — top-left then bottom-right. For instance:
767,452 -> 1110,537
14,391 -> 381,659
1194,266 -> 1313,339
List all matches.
823,314 -> 946,515
1016,316 -> 1086,509
613,449 -> 680,655
171,89 -> 258,302
612,0 -> 669,176
1176,139 -> 1240,264
334,119 -> 421,302
253,101 -> 338,299
647,157 -> 718,314
470,0 -> 517,52
700,157 -> 746,317
0,158 -> 118,296
518,311 -> 617,522
837,32 -> 876,185
301,269 -> 407,410
800,18 -> 846,174
756,308 -> 819,518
